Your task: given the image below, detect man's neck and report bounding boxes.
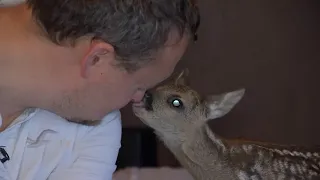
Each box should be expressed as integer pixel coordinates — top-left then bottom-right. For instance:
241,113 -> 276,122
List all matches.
0,82 -> 26,130
0,3 -> 36,132
0,85 -> 31,132
0,111 -> 23,132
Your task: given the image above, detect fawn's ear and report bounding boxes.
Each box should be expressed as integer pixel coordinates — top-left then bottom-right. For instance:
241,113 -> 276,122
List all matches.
174,68 -> 190,86
204,89 -> 245,120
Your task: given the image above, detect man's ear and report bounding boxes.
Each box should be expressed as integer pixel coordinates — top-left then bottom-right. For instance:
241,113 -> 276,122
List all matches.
204,88 -> 245,120
174,68 -> 190,86
80,42 -> 114,78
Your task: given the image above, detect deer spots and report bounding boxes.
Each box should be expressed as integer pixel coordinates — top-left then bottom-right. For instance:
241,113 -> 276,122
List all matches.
272,160 -> 296,174
301,164 -> 307,173
272,161 -> 279,171
229,147 -> 243,154
309,170 -> 319,176
269,148 -> 320,161
231,144 -> 320,178
237,165 -> 264,180
296,164 -> 305,174
289,164 -> 296,174
305,152 -> 311,157
237,171 -> 249,180
242,145 -> 253,154
273,160 -> 288,173
237,171 -> 261,180
271,158 -> 320,178
273,149 -> 285,156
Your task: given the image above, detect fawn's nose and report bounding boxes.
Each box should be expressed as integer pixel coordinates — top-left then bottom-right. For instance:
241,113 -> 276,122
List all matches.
144,90 -> 153,111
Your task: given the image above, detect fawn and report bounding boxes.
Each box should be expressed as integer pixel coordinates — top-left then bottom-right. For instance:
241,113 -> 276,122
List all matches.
132,69 -> 320,180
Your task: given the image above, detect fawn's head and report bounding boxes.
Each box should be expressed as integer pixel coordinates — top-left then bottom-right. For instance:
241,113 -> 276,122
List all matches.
133,69 -> 245,139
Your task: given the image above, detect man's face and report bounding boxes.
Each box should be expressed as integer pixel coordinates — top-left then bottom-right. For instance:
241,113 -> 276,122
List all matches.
50,33 -> 190,122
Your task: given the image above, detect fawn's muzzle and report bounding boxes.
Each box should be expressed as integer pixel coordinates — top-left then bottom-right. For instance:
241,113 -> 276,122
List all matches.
143,91 -> 153,111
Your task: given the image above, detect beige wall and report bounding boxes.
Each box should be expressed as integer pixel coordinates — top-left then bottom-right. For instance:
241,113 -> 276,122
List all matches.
121,0 -> 320,166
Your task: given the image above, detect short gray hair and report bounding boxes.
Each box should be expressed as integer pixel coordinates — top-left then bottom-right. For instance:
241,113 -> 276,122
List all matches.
27,0 -> 200,71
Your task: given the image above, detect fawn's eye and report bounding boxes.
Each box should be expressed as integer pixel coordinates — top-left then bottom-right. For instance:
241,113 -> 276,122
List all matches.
170,99 -> 183,108
172,99 -> 182,107
167,95 -> 184,109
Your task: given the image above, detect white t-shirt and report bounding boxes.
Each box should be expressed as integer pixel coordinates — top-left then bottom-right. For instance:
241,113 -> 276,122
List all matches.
0,108 -> 122,180
0,0 -> 24,7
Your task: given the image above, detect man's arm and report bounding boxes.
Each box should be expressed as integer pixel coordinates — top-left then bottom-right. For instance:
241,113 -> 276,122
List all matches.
48,110 -> 122,180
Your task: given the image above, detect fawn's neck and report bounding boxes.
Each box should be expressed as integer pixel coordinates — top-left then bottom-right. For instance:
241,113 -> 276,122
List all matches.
156,122 -> 226,154
156,123 -> 228,174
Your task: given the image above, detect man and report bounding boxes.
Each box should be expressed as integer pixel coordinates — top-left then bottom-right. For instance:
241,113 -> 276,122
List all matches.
0,0 -> 200,179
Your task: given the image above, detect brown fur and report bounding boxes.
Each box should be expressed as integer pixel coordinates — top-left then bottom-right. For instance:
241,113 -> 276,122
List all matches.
133,69 -> 320,180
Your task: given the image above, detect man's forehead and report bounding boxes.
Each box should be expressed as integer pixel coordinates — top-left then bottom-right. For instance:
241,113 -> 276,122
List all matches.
131,33 -> 189,88
132,63 -> 173,88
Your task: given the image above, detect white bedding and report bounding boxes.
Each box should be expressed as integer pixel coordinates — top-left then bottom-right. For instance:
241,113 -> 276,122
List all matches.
113,167 -> 194,180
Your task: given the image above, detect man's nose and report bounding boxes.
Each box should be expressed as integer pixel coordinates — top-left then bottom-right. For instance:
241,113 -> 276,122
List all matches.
132,91 -> 146,102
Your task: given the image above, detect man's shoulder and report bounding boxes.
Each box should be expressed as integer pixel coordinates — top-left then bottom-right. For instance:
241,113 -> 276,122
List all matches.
31,108 -> 121,127
28,108 -> 122,142
20,109 -> 121,179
